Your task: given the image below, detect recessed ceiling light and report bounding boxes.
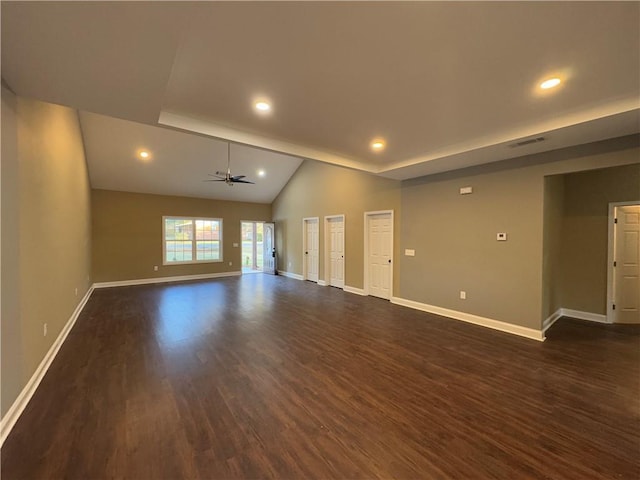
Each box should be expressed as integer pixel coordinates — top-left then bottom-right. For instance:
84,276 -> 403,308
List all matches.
370,139 -> 386,151
137,150 -> 152,161
257,169 -> 266,177
254,101 -> 271,112
540,77 -> 561,89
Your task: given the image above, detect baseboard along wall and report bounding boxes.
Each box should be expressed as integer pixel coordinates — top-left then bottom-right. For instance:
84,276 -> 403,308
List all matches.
93,271 -> 241,289
543,308 -> 608,332
0,286 -> 94,447
391,297 -> 545,342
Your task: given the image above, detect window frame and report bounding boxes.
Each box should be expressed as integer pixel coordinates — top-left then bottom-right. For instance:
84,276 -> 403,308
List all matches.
162,215 -> 223,266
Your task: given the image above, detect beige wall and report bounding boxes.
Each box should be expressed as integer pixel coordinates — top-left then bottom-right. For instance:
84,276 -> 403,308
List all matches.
399,137 -> 639,330
558,163 -> 640,314
92,189 -> 271,282
1,91 -> 92,417
1,85 -> 22,417
542,175 -> 565,320
271,160 -> 401,290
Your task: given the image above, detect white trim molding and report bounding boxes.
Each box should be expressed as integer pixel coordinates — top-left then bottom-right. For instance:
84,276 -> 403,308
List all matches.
0,286 -> 95,447
543,308 -> 564,332
344,285 -> 366,296
93,271 -> 241,289
278,270 -> 303,281
561,308 -> 608,324
390,296 -> 545,342
544,308 -> 608,332
318,280 -> 327,286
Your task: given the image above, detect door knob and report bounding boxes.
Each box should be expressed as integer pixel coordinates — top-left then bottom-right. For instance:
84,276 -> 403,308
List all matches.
388,259 -> 391,263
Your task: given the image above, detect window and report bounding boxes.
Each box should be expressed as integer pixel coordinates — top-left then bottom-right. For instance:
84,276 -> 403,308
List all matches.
163,216 -> 222,265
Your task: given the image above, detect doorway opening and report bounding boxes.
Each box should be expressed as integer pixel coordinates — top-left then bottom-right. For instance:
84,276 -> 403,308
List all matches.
324,215 -> 345,289
364,210 -> 394,299
607,202 -> 640,324
302,217 -> 319,282
241,221 -> 264,274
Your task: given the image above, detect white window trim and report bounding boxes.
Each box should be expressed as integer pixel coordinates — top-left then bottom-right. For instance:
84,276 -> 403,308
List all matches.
162,215 -> 223,266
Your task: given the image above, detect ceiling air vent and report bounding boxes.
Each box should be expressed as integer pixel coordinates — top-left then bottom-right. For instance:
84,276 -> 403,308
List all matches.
509,136 -> 545,148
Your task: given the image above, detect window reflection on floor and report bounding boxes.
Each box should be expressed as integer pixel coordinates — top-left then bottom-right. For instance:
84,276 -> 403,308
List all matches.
155,275 -> 277,348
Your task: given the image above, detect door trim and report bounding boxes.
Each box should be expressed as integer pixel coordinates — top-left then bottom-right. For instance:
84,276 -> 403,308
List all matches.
607,201 -> 640,323
363,210 -> 394,298
324,214 -> 345,289
302,217 -> 319,281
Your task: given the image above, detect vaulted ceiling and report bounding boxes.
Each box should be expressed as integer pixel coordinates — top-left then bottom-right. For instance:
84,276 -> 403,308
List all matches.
2,2 -> 638,202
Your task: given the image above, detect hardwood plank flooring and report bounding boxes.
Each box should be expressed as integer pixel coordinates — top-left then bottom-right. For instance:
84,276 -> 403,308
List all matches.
2,274 -> 639,479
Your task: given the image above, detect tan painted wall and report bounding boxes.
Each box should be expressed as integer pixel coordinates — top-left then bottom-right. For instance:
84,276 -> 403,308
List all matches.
559,163 -> 640,314
92,189 -> 271,282
541,175 -> 565,320
1,85 -> 22,417
400,137 -> 639,330
271,160 -> 402,290
1,92 -> 92,416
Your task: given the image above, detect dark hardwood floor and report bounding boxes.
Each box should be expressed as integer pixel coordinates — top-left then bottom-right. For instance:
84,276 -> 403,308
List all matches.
2,274 -> 639,479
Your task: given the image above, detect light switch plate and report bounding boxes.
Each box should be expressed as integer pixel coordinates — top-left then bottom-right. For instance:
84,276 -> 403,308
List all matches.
233,242 -> 239,247
405,249 -> 415,256
460,186 -> 473,195
497,233 -> 507,241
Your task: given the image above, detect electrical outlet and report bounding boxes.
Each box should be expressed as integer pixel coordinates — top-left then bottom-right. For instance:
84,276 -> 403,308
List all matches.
229,262 -> 232,266
460,291 -> 466,300
75,287 -> 78,296
154,265 -> 158,271
288,261 -> 291,268
44,323 -> 48,336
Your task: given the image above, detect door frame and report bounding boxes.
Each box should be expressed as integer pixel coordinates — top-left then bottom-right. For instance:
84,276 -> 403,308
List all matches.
363,210 -> 394,298
240,220 -> 266,273
262,222 -> 276,275
302,217 -> 319,281
607,201 -> 640,323
324,214 -> 345,289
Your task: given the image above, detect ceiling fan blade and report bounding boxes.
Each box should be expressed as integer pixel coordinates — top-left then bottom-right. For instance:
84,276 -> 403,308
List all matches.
230,175 -> 246,180
231,179 -> 255,184
203,179 -> 226,182
209,173 -> 226,179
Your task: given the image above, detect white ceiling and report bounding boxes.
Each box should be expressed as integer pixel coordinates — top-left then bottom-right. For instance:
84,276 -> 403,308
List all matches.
2,2 -> 639,199
80,112 -> 302,203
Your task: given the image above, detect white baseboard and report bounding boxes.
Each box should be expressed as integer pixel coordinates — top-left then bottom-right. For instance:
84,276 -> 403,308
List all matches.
93,271 -> 241,289
278,270 -> 304,281
0,286 -> 94,447
318,280 -> 327,286
543,308 -> 564,332
390,296 -> 545,342
559,308 -> 608,324
344,285 -> 366,296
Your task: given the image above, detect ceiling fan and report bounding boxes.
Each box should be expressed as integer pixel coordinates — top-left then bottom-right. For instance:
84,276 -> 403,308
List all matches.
204,142 -> 254,186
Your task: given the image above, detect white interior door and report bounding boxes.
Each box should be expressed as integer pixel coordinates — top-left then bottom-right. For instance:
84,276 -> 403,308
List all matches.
263,222 -> 275,275
367,212 -> 392,299
613,205 -> 640,323
328,216 -> 345,288
304,218 -> 319,282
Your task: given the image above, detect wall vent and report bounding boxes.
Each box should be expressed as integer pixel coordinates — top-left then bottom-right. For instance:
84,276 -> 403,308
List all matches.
509,136 -> 545,148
